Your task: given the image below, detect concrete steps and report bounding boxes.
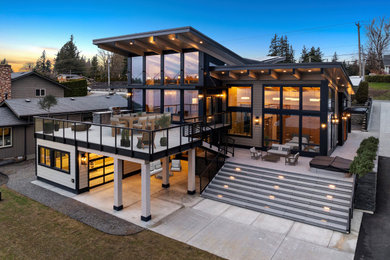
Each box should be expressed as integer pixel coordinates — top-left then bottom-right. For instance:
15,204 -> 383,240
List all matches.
202,161 -> 354,233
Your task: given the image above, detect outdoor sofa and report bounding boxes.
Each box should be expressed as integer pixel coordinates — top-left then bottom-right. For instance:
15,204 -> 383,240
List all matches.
309,156 -> 352,173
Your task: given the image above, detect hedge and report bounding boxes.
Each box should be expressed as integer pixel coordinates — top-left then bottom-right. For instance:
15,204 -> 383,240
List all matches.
365,75 -> 390,83
62,79 -> 88,97
350,136 -> 379,177
355,81 -> 369,104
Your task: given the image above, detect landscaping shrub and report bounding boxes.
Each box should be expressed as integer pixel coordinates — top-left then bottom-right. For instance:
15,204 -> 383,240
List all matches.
63,79 -> 88,97
355,81 -> 369,104
350,136 -> 379,177
365,75 -> 390,83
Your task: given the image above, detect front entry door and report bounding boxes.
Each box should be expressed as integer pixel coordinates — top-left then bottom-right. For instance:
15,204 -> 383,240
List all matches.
206,95 -> 223,115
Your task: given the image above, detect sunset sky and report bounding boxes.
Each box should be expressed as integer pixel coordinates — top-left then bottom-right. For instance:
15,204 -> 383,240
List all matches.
1,0 -> 389,72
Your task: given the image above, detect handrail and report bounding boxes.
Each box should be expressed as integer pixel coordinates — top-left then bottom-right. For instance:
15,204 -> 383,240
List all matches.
199,149 -> 226,193
347,174 -> 357,233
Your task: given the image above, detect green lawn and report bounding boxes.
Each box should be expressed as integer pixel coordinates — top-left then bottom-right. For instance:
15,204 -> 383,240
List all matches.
368,82 -> 390,100
0,186 -> 221,260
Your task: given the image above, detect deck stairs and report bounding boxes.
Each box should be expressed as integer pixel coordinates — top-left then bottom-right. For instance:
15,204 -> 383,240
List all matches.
201,161 -> 355,233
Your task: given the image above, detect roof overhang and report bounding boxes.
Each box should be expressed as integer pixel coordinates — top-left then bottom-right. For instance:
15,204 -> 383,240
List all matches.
209,62 -> 354,95
93,26 -> 247,65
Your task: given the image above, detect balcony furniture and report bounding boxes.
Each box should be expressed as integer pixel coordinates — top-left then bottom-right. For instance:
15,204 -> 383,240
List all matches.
310,156 -> 352,173
267,144 -> 291,157
261,154 -> 280,162
285,152 -> 300,165
133,116 -> 148,130
150,160 -> 163,176
137,132 -> 156,149
110,117 -> 127,137
171,159 -> 182,172
250,147 -> 262,159
71,123 -> 91,132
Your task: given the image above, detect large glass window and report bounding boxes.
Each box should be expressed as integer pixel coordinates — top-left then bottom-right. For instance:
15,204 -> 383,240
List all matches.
146,55 -> 161,85
228,87 -> 251,107
131,56 -> 143,84
302,87 -> 320,111
229,112 -> 251,136
263,114 -> 280,147
264,87 -> 280,109
38,146 -> 70,173
164,90 -> 180,114
184,90 -> 199,118
184,52 -> 199,84
283,87 -> 300,110
88,153 -> 114,188
328,87 -> 335,111
146,90 -> 160,113
0,127 -> 12,148
282,115 -> 300,151
132,89 -> 143,112
302,116 -> 320,153
164,53 -> 180,85
54,151 -> 70,172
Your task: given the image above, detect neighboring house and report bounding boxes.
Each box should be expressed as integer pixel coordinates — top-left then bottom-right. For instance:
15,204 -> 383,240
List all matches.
34,27 -> 354,224
384,55 -> 390,74
57,74 -> 84,82
0,94 -> 127,161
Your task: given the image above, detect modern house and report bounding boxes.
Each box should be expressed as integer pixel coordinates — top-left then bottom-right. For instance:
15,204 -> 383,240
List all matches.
33,27 -> 354,226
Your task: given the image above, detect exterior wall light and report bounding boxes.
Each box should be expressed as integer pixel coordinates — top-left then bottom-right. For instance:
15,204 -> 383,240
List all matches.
254,116 -> 260,125
126,92 -> 132,97
81,153 -> 87,165
321,123 -> 327,129
198,94 -> 204,99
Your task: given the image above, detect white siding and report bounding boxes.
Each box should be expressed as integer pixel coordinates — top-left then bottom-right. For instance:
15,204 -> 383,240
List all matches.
79,155 -> 88,189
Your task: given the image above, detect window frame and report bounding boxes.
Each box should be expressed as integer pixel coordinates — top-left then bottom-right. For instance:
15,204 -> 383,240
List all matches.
38,145 -> 70,174
35,88 -> 46,97
0,127 -> 12,148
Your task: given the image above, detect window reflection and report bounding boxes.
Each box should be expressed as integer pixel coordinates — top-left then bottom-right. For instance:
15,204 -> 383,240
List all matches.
146,90 -> 160,112
263,114 -> 280,146
229,112 -> 251,136
302,87 -> 320,111
184,90 -> 199,118
264,87 -> 280,109
283,87 -> 300,110
146,55 -> 161,85
184,52 -> 199,84
131,56 -> 143,84
164,53 -> 180,85
302,116 -> 320,153
132,89 -> 143,112
282,115 -> 299,151
228,87 -> 251,107
164,90 -> 180,114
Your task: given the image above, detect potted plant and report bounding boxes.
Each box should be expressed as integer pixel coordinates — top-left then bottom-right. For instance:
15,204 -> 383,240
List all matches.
120,129 -> 130,147
39,95 -> 58,134
156,114 -> 171,146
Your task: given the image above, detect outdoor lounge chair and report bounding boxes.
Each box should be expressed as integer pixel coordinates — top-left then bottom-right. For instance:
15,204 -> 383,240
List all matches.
137,132 -> 156,149
150,160 -> 163,176
170,159 -> 182,172
309,156 -> 352,173
110,117 -> 127,136
285,152 -> 299,165
250,147 -> 262,159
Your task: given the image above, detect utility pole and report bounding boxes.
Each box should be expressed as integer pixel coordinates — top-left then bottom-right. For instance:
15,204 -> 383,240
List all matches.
355,22 -> 362,77
107,58 -> 111,87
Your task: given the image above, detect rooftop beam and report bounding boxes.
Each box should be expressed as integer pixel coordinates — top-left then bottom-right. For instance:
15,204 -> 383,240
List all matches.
153,36 -> 182,53
292,69 -> 302,80
115,42 -> 144,56
210,71 -> 222,80
248,70 -> 258,79
269,69 -> 279,80
132,39 -> 162,54
228,71 -> 239,80
97,44 -> 130,57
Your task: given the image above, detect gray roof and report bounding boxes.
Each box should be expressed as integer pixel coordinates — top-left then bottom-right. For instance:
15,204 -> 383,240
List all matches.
11,71 -> 68,89
384,55 -> 390,66
0,107 -> 28,127
11,72 -> 31,80
2,94 -> 127,117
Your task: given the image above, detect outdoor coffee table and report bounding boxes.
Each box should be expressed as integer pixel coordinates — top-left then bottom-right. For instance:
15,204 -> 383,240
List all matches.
262,154 -> 280,162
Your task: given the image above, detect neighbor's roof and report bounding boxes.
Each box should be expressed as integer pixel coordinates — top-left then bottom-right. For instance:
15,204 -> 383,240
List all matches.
0,107 -> 28,127
11,71 -> 69,89
384,55 -> 390,66
93,26 -> 281,66
2,94 -> 127,118
349,76 -> 362,87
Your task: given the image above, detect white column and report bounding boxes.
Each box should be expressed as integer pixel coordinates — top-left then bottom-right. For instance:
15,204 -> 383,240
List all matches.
113,158 -> 123,211
187,148 -> 196,195
162,157 -> 170,188
141,161 -> 151,221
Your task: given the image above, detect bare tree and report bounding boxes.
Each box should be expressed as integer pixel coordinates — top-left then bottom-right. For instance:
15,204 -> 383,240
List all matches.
19,62 -> 35,72
365,17 -> 390,73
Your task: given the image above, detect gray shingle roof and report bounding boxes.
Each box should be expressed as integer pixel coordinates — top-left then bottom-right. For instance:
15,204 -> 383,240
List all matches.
3,94 -> 127,117
11,71 -> 31,80
0,107 -> 28,127
384,55 -> 390,66
11,71 -> 68,89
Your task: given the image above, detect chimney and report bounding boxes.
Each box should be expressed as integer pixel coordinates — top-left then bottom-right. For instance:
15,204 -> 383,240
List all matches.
0,64 -> 12,102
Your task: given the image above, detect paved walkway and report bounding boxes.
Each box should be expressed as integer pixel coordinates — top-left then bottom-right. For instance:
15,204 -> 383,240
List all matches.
0,160 -> 143,236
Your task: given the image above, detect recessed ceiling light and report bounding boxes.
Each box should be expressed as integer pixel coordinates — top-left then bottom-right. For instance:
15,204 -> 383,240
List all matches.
199,40 -> 203,44
341,84 -> 345,87
240,71 -> 244,74
337,77 -> 341,80
221,71 -> 225,74
283,70 -> 287,73
129,41 -> 134,45
308,69 -> 312,72
261,70 -> 265,73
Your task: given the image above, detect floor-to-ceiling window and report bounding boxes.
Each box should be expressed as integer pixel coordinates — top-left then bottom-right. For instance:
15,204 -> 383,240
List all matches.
228,86 -> 252,137
146,89 -> 160,113
164,53 -> 180,85
132,89 -> 143,112
146,55 -> 161,85
263,85 -> 321,154
131,56 -> 143,84
184,52 -> 199,84
164,90 -> 180,114
184,90 -> 199,118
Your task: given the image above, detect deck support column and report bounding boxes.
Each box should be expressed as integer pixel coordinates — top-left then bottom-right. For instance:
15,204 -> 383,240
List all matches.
141,161 -> 151,221
162,157 -> 170,188
113,158 -> 123,211
187,148 -> 196,195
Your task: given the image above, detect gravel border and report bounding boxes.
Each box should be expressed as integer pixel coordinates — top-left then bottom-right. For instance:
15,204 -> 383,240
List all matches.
1,160 -> 143,236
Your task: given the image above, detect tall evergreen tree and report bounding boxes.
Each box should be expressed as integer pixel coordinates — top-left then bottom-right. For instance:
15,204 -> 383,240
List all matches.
89,55 -> 99,79
300,46 -> 322,62
332,52 -> 339,62
268,34 -> 295,63
54,35 -> 86,75
35,50 -> 51,74
0,58 -> 8,64
268,34 -> 279,56
300,46 -> 309,62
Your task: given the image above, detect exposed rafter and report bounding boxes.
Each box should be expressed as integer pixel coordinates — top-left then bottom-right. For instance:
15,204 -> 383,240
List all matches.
248,71 -> 258,79
228,71 -> 239,80
292,69 -> 302,80
210,71 -> 222,80
97,44 -> 129,57
132,40 -> 162,54
115,42 -> 144,56
269,70 -> 279,80
153,36 -> 181,53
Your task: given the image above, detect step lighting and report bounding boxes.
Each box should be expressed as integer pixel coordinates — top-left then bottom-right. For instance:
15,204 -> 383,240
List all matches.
328,184 -> 336,189
264,206 -> 270,208
223,185 -> 229,188
274,185 -> 280,190
229,176 -> 235,180
326,195 -> 333,200
323,206 -> 331,212
217,194 -> 223,198
278,175 -> 285,180
235,167 -> 241,171
269,195 -> 275,200
321,219 -> 327,223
